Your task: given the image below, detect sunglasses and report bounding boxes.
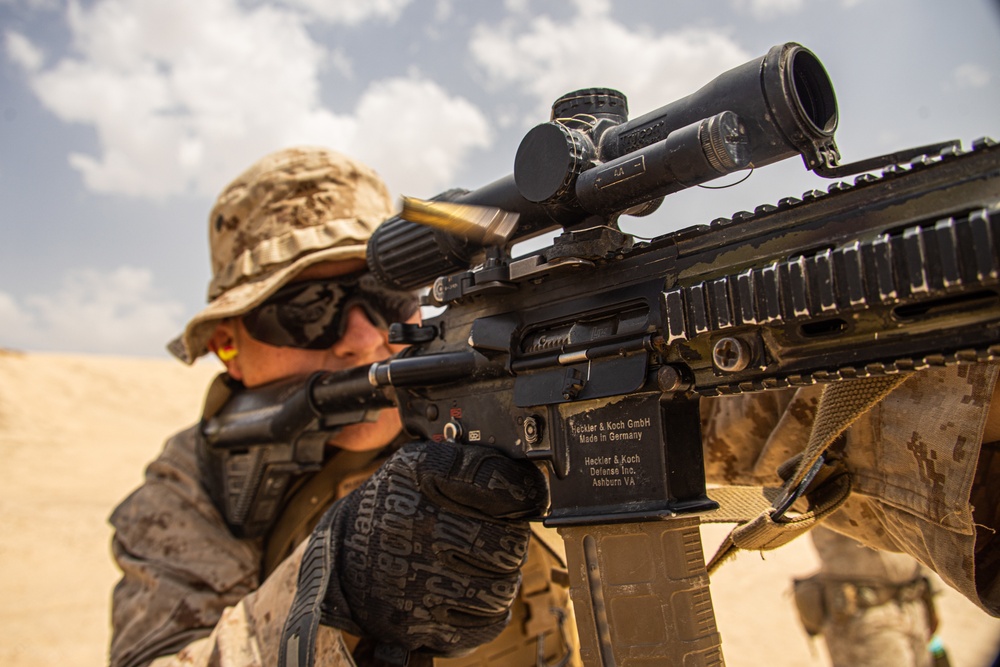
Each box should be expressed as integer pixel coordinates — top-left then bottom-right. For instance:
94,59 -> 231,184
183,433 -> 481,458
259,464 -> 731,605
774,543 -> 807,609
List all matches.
242,273 -> 420,349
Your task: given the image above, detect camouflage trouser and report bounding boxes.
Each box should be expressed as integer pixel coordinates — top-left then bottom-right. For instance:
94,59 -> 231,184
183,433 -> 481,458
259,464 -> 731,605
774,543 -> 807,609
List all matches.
793,527 -> 937,667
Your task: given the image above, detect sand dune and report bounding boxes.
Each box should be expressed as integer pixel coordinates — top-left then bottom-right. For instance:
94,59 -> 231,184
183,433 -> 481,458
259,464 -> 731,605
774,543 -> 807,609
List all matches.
0,350 -> 997,666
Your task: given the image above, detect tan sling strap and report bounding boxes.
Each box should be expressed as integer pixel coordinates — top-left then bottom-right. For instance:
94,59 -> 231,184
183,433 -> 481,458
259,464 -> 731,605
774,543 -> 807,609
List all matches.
705,374 -> 908,574
263,447 -> 388,577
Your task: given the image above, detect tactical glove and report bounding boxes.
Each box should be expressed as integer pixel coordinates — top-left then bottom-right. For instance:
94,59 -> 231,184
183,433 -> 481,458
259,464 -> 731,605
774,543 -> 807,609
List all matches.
280,441 -> 549,666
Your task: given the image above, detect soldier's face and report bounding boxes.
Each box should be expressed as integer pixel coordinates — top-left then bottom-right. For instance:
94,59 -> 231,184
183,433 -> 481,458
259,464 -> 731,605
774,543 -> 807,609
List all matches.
212,259 -> 418,451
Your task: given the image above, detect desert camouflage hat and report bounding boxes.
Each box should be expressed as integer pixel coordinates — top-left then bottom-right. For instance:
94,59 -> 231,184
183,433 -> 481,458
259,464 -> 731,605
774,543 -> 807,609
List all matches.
167,146 -> 394,364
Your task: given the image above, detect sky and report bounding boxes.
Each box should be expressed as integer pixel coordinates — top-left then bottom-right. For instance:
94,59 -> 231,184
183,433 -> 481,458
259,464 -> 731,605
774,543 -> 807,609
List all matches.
1,0 -> 999,359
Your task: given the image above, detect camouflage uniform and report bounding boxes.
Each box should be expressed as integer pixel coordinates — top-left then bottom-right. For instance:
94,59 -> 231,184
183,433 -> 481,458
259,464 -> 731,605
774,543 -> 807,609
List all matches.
109,423 -> 576,667
702,362 -> 1000,665
110,147 -> 578,667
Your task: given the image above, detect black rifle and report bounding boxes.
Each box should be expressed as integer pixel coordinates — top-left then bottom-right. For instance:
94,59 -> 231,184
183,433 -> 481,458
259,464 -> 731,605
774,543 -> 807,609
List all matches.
205,43 -> 1000,666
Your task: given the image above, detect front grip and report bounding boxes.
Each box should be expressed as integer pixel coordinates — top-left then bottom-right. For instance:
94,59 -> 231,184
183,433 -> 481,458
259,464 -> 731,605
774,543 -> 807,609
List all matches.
558,517 -> 724,666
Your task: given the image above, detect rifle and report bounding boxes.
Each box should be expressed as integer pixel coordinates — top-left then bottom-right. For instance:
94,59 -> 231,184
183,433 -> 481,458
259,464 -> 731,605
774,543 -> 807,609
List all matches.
204,43 -> 1000,665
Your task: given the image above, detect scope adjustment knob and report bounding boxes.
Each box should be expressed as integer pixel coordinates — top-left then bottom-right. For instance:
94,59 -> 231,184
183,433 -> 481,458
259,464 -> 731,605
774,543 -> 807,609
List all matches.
514,122 -> 595,205
550,88 -> 629,123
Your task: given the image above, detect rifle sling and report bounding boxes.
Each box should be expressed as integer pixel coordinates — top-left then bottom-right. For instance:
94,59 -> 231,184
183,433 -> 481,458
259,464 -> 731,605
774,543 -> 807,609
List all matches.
704,375 -> 908,574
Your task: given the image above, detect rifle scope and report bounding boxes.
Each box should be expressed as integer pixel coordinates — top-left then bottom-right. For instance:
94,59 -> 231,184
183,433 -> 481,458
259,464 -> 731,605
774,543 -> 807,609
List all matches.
368,42 -> 839,291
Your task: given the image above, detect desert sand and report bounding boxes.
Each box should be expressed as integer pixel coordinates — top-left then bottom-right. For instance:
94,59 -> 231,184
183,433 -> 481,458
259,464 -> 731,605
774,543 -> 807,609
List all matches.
0,349 -> 998,666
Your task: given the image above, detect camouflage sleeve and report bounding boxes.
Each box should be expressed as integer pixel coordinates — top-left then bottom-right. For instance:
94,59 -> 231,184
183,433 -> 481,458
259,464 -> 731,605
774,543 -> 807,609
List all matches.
145,540 -> 355,667
108,425 -> 372,667
700,384 -> 823,487
824,362 -> 1000,616
701,363 -> 1000,616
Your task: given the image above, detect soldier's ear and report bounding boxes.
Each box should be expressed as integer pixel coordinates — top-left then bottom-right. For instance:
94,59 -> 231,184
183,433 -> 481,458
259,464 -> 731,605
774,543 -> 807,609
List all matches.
208,320 -> 243,381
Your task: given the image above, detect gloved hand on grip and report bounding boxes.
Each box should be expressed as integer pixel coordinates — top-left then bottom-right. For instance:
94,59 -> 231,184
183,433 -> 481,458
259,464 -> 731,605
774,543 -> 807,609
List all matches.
280,441 -> 549,667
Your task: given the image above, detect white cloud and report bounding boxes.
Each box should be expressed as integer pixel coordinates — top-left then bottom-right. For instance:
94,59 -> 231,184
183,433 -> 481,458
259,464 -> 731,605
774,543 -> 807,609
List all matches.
433,0 -> 453,22
469,5 -> 751,121
12,0 -> 489,201
0,267 -> 185,356
4,30 -> 44,71
350,78 -> 493,197
953,62 -> 991,89
326,47 -> 354,80
733,0 -> 805,18
276,0 -> 411,25
502,0 -> 531,13
571,0 -> 610,17
731,0 -> 865,16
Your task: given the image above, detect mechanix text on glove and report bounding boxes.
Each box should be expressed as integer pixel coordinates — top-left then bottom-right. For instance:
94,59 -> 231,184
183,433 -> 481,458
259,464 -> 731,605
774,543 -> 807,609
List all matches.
279,441 -> 548,667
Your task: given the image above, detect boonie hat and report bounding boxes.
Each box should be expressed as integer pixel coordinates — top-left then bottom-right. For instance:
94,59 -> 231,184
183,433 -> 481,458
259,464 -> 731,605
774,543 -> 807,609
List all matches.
167,146 -> 394,364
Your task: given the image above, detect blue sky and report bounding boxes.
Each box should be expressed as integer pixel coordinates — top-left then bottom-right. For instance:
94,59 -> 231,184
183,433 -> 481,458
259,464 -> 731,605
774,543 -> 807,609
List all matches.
2,0 -> 999,358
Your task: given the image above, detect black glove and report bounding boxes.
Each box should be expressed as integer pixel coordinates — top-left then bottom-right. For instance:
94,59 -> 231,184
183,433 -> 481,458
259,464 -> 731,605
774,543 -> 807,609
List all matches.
280,441 -> 548,666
